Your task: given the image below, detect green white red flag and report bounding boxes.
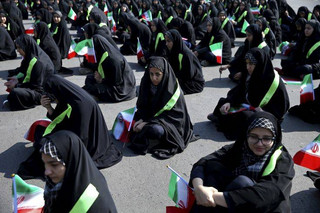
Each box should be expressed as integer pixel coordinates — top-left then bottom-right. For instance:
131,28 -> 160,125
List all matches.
137,38 -> 144,60
300,74 -> 315,104
67,39 -> 77,59
227,103 -> 255,114
24,118 -> 52,142
68,7 -> 77,21
293,134 -> 320,172
250,7 -> 260,15
166,166 -> 195,213
209,42 -> 223,64
74,39 -> 97,63
112,107 -> 136,143
12,174 -> 44,213
142,10 -> 152,25
107,12 -> 116,33
103,3 -> 109,15
241,19 -> 250,34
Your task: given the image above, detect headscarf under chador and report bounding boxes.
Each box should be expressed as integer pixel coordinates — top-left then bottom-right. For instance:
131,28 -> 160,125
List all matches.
131,57 -> 194,159
40,130 -> 117,213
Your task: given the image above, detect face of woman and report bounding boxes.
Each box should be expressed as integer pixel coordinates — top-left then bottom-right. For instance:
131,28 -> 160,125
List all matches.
149,67 -> 163,86
150,21 -> 157,32
165,35 -> 173,51
246,31 -> 253,42
206,22 -> 212,33
42,153 -> 66,184
247,127 -> 274,156
246,60 -> 256,75
256,21 -> 263,30
53,14 -> 61,24
305,24 -> 314,37
16,44 -> 26,57
240,3 -> 245,11
218,13 -> 225,22
0,16 -> 6,24
198,6 -> 203,15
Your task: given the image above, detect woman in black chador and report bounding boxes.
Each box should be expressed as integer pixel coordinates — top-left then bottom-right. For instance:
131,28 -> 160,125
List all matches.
4,34 -> 54,111
190,111 -> 294,212
193,4 -> 210,40
40,130 -> 117,212
165,29 -> 204,94
83,34 -> 136,102
208,48 -> 289,140
0,27 -> 17,61
129,57 -> 195,159
34,21 -> 62,72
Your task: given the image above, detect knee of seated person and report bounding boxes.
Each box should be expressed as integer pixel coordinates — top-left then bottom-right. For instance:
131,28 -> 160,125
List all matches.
146,124 -> 164,139
226,175 -> 255,191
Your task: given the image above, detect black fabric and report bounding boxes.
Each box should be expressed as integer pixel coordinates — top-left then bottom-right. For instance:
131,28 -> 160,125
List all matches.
190,111 -> 295,212
256,17 -> 277,59
263,9 -> 282,45
83,34 -> 136,102
233,2 -> 254,31
35,8 -> 52,24
7,34 -> 54,111
51,14 -> 71,59
195,17 -> 232,65
82,23 -> 118,49
130,56 -> 194,159
0,12 -> 22,41
0,26 -> 17,61
16,0 -> 28,19
214,48 -> 289,139
42,75 -> 123,168
166,29 -> 204,94
219,11 -> 236,47
41,130 -> 117,213
34,21 -> 62,71
148,18 -> 168,59
2,1 -> 25,33
193,4 -> 209,40
168,17 -> 196,48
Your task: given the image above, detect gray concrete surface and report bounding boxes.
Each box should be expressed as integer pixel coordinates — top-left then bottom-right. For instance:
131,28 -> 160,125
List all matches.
1,0 -> 320,212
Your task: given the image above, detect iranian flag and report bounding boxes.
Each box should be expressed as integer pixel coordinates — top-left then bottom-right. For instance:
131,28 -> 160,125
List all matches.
281,76 -> 301,85
24,118 -> 52,142
74,39 -> 97,63
166,166 -> 195,213
107,12 -> 116,33
67,39 -> 77,59
250,7 -> 260,15
293,134 -> 320,172
112,107 -> 136,143
12,174 -> 44,213
227,103 -> 255,114
68,7 -> 77,21
209,42 -> 223,64
241,19 -> 250,34
103,3 -> 109,15
300,74 -> 315,104
25,26 -> 34,35
142,10 -> 152,25
137,38 -> 144,60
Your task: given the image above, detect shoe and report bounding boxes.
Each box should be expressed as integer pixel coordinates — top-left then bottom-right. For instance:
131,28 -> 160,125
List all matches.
78,67 -> 92,75
207,113 -> 218,122
201,60 -> 210,67
2,100 -> 10,110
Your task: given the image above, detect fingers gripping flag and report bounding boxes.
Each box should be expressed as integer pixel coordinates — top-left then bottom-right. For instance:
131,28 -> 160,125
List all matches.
12,174 -> 44,213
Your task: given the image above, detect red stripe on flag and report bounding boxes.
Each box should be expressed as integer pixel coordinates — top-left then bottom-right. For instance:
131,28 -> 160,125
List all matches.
25,29 -> 34,34
18,207 -> 43,213
293,151 -> 320,172
67,51 -> 77,59
300,92 -> 314,104
137,51 -> 144,60
216,56 -> 222,64
166,206 -> 188,213
85,54 -> 96,63
25,120 -> 51,142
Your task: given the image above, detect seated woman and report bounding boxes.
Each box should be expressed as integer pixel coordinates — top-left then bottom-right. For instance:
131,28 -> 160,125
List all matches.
148,18 -> 168,59
193,4 -> 210,40
4,34 -> 54,111
190,111 -> 295,212
220,24 -> 270,82
0,27 -> 17,61
255,17 -> 277,59
129,57 -> 195,159
83,33 -> 136,102
168,17 -> 196,49
194,17 -> 231,67
280,20 -> 320,80
165,29 -> 204,94
208,48 -> 289,140
0,11 -> 22,41
263,9 -> 282,46
218,10 -> 236,48
230,1 -> 254,37
34,21 -> 62,72
40,130 -> 117,212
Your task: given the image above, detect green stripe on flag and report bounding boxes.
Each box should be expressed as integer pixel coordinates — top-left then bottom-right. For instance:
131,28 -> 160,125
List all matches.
13,175 -> 42,195
168,173 -> 178,204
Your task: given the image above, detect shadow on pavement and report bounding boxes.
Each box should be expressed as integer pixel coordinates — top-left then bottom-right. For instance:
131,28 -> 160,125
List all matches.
282,113 -> 320,132
193,121 -> 231,142
290,188 -> 320,213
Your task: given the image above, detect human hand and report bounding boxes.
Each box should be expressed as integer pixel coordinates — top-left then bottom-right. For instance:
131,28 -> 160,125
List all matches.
219,65 -> 230,73
234,72 -> 242,80
193,185 -> 217,207
4,77 -> 18,89
220,103 -> 231,115
134,121 -> 148,132
94,71 -> 103,83
140,56 -> 146,63
40,95 -> 52,109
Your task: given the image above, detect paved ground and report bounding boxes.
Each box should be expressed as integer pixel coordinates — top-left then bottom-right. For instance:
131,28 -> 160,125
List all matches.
1,0 -> 320,212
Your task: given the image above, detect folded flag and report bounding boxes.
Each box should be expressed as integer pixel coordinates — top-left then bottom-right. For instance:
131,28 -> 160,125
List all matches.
68,7 -> 77,21
293,134 -> 320,172
241,19 -> 250,34
103,3 -> 109,15
12,174 -> 44,213
227,103 -> 255,114
209,42 -> 223,64
167,166 -> 195,213
74,39 -> 97,63
112,107 -> 136,143
67,39 -> 77,59
300,74 -> 315,104
137,38 -> 144,61
250,7 -> 260,15
142,10 -> 152,25
25,26 -> 34,35
24,118 -> 52,142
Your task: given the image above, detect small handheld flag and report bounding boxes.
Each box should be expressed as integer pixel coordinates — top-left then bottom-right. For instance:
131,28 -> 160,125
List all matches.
300,74 -> 315,104
68,7 -> 77,21
227,103 -> 255,114
74,39 -> 97,63
293,134 -> 320,172
24,118 -> 52,142
112,107 -> 136,143
67,39 -> 77,59
241,19 -> 250,34
137,38 -> 144,61
141,10 -> 152,25
25,26 -> 34,35
209,42 -> 223,64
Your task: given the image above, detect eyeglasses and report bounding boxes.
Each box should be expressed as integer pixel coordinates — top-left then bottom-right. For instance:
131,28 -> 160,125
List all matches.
247,134 -> 275,146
